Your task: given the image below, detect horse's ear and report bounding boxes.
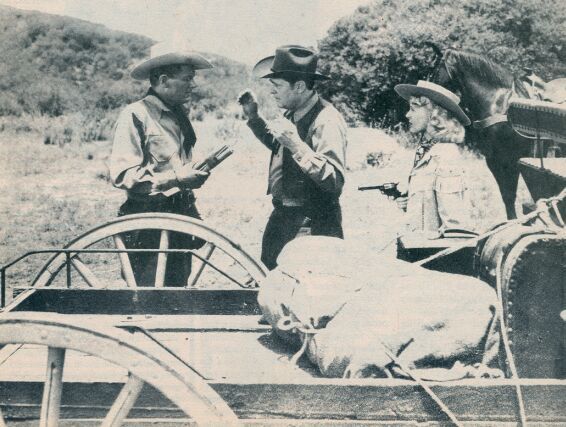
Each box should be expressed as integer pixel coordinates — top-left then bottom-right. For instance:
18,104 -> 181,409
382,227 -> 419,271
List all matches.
444,49 -> 456,65
424,41 -> 443,59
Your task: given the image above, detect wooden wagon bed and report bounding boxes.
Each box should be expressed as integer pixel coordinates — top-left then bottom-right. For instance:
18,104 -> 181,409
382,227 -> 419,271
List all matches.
1,288 -> 565,426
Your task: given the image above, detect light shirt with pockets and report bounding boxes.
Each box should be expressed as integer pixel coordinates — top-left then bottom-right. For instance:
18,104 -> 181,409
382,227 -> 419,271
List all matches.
110,93 -> 192,198
405,143 -> 472,237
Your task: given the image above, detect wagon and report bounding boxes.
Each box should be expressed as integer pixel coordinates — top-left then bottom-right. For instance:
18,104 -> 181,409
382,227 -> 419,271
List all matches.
0,100 -> 565,426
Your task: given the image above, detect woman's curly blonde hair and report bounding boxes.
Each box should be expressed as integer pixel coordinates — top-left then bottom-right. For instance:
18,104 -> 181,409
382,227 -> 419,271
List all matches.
412,96 -> 466,144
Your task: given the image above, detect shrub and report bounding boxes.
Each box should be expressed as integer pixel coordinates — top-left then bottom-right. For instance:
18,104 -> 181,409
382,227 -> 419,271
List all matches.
190,107 -> 206,122
366,151 -> 392,168
317,0 -> 566,126
214,118 -> 241,141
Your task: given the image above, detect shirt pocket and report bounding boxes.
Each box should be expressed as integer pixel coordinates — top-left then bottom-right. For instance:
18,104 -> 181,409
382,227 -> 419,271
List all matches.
408,170 -> 435,195
146,134 -> 178,164
434,173 -> 465,194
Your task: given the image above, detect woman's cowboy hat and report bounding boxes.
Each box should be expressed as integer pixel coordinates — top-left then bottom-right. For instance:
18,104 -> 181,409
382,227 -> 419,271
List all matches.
130,41 -> 213,80
252,45 -> 329,80
395,80 -> 471,126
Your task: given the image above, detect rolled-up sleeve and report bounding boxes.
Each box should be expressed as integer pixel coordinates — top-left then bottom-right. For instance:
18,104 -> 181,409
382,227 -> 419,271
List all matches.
290,109 -> 347,195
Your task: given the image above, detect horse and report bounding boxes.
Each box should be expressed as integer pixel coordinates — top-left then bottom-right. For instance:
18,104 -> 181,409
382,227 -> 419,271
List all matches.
430,49 -> 532,219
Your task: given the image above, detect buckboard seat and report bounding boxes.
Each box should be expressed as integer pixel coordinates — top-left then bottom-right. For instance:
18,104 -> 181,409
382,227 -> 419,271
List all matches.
519,158 -> 566,213
397,233 -> 476,276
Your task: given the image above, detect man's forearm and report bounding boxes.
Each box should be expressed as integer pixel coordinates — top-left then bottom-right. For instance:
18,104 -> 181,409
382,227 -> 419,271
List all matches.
115,167 -> 179,195
292,148 -> 344,194
247,116 -> 280,153
150,170 -> 179,192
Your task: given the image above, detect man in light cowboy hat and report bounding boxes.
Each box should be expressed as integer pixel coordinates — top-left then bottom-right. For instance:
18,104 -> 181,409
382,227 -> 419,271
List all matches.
393,80 -> 474,239
109,41 -> 212,286
239,45 -> 347,270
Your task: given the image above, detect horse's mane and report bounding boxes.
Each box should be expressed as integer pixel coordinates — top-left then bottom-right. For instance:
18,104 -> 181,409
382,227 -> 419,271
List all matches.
445,50 -> 513,88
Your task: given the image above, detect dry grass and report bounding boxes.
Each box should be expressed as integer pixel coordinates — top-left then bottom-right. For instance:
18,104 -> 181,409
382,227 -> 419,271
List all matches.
0,117 -> 508,296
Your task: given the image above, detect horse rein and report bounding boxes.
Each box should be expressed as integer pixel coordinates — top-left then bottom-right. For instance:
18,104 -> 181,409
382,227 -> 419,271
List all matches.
472,114 -> 508,129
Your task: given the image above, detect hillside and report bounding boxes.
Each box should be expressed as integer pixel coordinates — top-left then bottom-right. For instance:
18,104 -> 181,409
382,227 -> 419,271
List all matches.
0,5 -> 251,119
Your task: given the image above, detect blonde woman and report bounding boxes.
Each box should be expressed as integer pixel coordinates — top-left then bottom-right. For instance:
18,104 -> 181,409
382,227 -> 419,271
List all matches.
394,81 -> 473,239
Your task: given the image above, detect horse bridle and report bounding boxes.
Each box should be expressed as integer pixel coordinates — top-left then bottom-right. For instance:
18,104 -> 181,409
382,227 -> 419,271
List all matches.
434,53 -> 508,130
427,51 -> 452,83
472,80 -> 515,130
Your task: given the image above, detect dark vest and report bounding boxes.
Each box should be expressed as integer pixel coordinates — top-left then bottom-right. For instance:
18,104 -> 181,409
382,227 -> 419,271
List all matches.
281,99 -> 339,211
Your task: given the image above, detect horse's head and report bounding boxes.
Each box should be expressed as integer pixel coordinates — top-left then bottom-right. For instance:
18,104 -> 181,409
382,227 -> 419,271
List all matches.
429,49 -> 462,96
431,49 -> 515,121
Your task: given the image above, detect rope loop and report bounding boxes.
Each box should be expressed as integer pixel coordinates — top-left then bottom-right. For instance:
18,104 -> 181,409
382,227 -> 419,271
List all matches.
276,316 -> 319,365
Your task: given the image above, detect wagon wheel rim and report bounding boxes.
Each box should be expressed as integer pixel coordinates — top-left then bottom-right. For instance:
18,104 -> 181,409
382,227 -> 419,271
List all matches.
0,313 -> 240,426
32,213 -> 267,289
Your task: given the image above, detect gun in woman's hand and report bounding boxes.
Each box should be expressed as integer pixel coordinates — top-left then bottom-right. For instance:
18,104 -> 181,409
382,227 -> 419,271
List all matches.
358,182 -> 403,199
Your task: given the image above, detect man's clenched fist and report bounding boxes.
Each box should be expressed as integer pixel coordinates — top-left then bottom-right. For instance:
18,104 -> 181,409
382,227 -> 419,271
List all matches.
238,90 -> 259,120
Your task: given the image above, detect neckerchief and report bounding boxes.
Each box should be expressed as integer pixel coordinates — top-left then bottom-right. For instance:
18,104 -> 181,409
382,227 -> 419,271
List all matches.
283,109 -> 295,124
413,136 -> 437,166
147,88 -> 197,153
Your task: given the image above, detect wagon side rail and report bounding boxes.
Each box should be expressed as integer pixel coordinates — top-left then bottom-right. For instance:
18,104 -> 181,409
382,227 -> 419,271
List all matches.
0,247 -> 256,308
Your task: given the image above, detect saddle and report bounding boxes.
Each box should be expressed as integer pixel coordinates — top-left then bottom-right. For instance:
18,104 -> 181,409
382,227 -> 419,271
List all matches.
475,74 -> 566,130
520,71 -> 566,104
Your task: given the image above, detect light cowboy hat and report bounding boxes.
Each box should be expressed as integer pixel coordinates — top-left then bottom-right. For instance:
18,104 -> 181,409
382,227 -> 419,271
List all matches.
252,45 -> 329,80
395,80 -> 471,126
130,41 -> 213,80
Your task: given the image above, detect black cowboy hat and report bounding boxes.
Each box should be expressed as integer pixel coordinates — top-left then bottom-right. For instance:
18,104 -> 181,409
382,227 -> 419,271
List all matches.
252,45 -> 329,80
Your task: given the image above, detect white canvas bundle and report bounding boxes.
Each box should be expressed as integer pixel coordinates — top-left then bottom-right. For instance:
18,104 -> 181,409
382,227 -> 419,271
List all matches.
259,236 -> 501,380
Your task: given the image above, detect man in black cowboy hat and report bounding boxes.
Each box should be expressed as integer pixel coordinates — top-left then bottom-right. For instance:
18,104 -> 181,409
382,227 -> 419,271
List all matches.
240,45 -> 347,270
109,41 -> 212,286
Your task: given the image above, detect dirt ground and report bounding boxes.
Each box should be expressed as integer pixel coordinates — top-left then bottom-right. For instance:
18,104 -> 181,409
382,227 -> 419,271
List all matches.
0,117 -> 509,293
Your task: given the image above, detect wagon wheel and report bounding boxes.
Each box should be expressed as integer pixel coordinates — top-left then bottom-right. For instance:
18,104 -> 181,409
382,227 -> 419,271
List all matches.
32,213 -> 267,289
0,313 -> 240,426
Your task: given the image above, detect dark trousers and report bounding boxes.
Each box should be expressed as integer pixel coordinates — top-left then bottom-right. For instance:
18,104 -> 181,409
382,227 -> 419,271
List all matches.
261,202 -> 343,270
118,192 -> 204,287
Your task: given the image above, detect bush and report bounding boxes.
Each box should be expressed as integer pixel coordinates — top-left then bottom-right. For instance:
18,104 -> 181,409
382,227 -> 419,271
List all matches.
366,151 -> 392,168
317,0 -> 566,126
214,118 -> 241,141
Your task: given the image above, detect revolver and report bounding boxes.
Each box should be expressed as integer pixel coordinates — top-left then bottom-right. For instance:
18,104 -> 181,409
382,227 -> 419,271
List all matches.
358,182 -> 403,199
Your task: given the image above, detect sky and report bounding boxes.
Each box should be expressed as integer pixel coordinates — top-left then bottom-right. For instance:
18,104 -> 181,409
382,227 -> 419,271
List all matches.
0,0 -> 370,64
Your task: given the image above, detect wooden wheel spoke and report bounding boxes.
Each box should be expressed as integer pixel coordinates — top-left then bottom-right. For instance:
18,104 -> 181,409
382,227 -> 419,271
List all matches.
187,242 -> 216,287
113,235 -> 137,288
33,213 -> 267,289
0,314 -> 240,425
155,230 -> 170,288
101,374 -> 144,427
70,256 -> 100,288
40,347 -> 66,427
